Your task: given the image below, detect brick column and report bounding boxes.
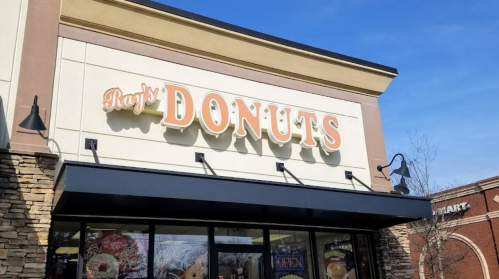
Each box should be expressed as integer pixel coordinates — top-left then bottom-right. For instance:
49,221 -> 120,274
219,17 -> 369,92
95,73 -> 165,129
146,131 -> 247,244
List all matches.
0,149 -> 58,278
375,224 -> 413,279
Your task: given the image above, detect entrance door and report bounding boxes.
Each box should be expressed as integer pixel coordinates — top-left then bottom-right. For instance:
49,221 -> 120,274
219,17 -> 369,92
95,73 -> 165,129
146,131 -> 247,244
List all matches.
215,246 -> 266,279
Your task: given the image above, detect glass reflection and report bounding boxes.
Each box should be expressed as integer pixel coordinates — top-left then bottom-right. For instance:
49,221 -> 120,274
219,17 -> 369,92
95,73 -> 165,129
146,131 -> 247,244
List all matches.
354,235 -> 373,279
47,222 -> 80,279
215,227 -> 264,245
218,252 -> 263,279
154,226 -> 208,279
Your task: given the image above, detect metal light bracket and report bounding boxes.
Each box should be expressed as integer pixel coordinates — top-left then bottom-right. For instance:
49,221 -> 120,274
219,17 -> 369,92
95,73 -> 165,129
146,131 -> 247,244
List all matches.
276,162 -> 304,185
84,138 -> 100,164
195,152 -> 217,176
345,171 -> 374,192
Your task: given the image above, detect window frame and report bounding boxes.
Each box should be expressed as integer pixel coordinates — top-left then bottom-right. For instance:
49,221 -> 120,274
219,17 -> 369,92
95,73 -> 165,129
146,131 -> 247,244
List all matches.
48,217 -> 378,279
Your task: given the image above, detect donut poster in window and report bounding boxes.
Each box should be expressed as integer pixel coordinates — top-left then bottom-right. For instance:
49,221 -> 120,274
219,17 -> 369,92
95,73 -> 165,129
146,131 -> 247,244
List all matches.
324,244 -> 355,279
84,230 -> 148,279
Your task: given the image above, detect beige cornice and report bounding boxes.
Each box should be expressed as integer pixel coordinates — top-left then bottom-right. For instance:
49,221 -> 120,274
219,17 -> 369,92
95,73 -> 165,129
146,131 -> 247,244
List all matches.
408,209 -> 499,234
60,0 -> 397,96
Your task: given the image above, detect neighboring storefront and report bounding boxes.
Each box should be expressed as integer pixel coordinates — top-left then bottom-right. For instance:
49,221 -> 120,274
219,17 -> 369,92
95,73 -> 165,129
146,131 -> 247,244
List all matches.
408,175 -> 499,279
0,1 -> 432,279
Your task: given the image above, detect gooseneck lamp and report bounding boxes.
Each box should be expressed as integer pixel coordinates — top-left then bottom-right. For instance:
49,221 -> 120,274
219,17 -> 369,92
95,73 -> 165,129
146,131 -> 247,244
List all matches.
19,95 -> 46,131
377,153 -> 411,195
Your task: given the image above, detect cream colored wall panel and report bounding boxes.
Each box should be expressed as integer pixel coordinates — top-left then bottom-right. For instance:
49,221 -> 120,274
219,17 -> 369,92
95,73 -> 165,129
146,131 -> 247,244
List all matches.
76,131 -> 371,189
61,38 -> 86,62
79,64 -> 367,168
55,60 -> 85,130
84,44 -> 360,118
49,37 -> 64,152
0,0 -> 22,81
0,81 -> 10,147
52,41 -> 373,190
51,128 -> 80,155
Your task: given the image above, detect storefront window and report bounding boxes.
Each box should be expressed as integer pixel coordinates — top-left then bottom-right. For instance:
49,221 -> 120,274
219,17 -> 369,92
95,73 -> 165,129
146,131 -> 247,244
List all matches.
47,222 -> 80,279
154,226 -> 208,279
219,252 -> 264,279
315,232 -> 356,279
215,227 -> 264,245
84,223 -> 149,279
269,230 -> 313,279
354,235 -> 373,279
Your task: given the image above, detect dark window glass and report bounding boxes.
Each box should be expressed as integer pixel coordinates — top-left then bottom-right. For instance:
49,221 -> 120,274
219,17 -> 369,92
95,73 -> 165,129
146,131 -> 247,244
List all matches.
269,230 -> 313,279
215,227 -> 263,245
47,222 -> 80,279
315,232 -> 357,279
84,223 -> 149,279
354,234 -> 373,279
218,252 -> 264,279
154,225 -> 208,279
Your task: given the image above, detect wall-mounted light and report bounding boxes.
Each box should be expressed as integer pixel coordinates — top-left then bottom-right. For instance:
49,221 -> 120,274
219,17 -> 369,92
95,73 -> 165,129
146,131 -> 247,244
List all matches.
19,95 -> 46,131
377,153 -> 411,195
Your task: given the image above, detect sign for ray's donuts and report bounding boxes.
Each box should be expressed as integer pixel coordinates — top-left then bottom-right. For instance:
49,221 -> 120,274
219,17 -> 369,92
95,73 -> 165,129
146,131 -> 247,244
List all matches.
102,82 -> 342,153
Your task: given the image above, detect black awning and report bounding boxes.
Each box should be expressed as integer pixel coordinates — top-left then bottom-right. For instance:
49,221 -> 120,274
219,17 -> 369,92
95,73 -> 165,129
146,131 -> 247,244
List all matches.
53,161 -> 432,230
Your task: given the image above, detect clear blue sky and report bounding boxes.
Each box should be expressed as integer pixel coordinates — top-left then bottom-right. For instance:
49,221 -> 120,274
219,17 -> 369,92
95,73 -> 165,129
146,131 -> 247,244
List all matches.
153,0 -> 499,187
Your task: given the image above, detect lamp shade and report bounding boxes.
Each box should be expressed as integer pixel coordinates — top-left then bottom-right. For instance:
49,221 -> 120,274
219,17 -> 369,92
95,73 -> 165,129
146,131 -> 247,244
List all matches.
19,95 -> 46,131
393,159 -> 411,178
394,177 -> 410,195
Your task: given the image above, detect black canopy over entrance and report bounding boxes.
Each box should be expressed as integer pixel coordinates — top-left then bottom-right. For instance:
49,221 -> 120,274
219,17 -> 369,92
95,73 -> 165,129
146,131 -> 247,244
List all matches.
53,161 -> 432,230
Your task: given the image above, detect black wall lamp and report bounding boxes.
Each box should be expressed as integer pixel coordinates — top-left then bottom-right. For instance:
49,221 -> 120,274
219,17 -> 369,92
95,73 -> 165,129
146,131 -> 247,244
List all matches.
377,153 -> 411,195
19,95 -> 47,131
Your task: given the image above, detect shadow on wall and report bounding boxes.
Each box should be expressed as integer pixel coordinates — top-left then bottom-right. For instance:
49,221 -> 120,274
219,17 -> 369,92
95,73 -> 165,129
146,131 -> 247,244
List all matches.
375,225 -> 414,279
105,109 -> 343,166
0,150 -> 58,278
0,96 -> 10,148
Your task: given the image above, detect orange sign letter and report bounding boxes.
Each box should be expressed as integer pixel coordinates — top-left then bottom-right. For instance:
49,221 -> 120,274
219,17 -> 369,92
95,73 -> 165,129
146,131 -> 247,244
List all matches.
161,83 -> 195,130
265,104 -> 292,146
232,98 -> 262,140
294,110 -> 317,148
199,92 -> 231,136
319,115 -> 341,153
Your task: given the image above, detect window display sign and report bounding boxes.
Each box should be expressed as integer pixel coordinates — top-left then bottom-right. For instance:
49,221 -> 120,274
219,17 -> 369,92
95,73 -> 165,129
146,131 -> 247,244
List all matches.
324,244 -> 355,279
84,226 -> 149,279
102,82 -> 342,153
275,255 -> 305,271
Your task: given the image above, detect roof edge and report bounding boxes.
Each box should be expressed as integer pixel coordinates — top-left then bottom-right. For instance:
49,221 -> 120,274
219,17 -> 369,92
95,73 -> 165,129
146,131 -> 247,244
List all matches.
126,0 -> 398,75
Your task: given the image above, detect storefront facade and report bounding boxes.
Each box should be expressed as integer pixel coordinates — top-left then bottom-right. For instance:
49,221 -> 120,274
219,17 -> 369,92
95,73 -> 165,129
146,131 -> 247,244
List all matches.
409,176 -> 499,279
0,1 -> 432,279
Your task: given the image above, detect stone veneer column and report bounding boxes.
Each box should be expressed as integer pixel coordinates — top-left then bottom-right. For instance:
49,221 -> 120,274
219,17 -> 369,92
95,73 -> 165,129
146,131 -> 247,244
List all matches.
375,224 -> 413,279
0,149 -> 58,278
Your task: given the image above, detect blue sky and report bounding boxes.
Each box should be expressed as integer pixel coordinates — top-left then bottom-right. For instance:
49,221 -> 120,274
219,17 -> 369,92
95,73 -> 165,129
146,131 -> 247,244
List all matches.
154,0 -> 499,187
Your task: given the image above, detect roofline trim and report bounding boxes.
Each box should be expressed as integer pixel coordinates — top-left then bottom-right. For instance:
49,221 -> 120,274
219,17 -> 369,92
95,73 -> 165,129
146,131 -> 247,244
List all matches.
123,0 -> 398,75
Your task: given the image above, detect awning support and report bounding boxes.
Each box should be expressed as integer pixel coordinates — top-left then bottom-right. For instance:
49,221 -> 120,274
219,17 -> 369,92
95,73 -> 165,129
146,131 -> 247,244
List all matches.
276,162 -> 304,185
84,138 -> 100,164
345,171 -> 374,192
195,152 -> 217,176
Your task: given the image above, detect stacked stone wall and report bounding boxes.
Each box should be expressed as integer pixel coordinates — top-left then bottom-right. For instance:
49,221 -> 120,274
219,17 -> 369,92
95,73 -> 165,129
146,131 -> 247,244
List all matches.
375,224 -> 413,279
0,149 -> 57,278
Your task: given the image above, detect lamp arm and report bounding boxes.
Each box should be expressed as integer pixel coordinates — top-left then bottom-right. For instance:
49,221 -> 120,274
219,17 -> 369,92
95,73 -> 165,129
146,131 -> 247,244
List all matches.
377,153 -> 405,172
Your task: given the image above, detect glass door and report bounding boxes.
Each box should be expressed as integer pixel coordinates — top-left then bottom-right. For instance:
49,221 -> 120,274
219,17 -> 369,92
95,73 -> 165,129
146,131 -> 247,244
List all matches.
212,227 -> 268,279
218,250 -> 264,279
